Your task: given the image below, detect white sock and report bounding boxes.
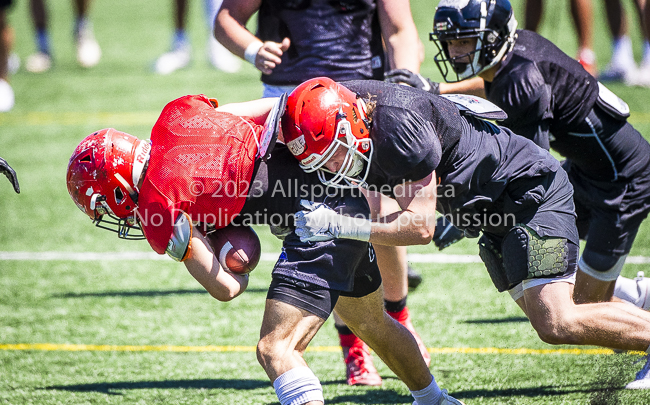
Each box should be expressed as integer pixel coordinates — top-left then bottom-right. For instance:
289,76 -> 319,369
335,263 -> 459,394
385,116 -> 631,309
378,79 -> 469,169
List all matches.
614,275 -> 650,310
410,375 -> 442,405
273,366 -> 323,405
612,35 -> 635,67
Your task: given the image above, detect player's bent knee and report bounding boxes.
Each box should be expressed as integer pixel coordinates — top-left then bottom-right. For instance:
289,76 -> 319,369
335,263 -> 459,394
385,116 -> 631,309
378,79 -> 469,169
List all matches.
529,313 -> 581,345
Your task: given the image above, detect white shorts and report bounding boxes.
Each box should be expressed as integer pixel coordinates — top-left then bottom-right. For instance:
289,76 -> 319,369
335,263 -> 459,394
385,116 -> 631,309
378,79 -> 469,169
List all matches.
508,271 -> 577,301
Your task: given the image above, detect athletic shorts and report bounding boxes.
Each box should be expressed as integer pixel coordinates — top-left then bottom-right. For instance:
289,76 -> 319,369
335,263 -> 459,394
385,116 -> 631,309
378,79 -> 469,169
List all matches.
567,161 -> 650,256
267,243 -> 382,319
508,270 -> 577,301
479,169 -> 580,292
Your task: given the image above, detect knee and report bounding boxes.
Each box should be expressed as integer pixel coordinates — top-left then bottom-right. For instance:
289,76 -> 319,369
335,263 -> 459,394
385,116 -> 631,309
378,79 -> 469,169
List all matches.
256,336 -> 280,369
530,314 -> 581,345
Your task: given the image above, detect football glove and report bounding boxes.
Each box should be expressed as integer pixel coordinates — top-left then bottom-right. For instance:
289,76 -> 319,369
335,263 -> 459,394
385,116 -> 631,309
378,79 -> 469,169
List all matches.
0,157 -> 19,194
294,200 -> 371,243
385,69 -> 440,95
432,216 -> 465,250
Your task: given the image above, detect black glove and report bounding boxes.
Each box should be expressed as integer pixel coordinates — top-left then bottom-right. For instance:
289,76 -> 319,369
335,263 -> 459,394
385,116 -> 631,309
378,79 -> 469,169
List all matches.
432,216 -> 464,250
0,157 -> 19,194
385,69 -> 440,95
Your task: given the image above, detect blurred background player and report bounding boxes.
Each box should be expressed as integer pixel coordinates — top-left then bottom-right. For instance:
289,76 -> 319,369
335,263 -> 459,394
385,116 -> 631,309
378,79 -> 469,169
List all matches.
0,156 -> 19,193
153,0 -> 240,75
0,0 -> 14,111
25,0 -> 101,73
524,0 -> 596,75
600,0 -> 650,86
214,0 -> 429,387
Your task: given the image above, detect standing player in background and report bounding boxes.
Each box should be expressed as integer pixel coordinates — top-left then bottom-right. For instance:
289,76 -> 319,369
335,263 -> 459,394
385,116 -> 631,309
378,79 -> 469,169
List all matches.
285,77 -> 650,389
65,94 -> 464,405
213,0 -> 429,386
25,0 -> 101,73
600,0 -> 650,86
524,0 -> 596,75
0,0 -> 14,111
153,0 -> 241,75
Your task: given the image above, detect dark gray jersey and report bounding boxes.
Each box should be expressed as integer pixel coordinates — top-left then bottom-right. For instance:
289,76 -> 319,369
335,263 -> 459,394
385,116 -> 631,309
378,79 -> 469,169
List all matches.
486,30 -> 650,181
341,80 -> 562,236
257,0 -> 384,86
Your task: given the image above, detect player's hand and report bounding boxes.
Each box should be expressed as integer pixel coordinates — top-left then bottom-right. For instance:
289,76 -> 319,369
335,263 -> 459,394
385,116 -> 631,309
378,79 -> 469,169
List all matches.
255,38 -> 290,75
385,69 -> 440,95
0,157 -> 20,194
432,216 -> 464,250
294,200 -> 371,243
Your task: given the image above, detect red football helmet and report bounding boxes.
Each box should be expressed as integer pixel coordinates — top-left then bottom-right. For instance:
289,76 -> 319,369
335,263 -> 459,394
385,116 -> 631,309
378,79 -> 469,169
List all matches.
282,77 -> 373,188
66,128 -> 151,239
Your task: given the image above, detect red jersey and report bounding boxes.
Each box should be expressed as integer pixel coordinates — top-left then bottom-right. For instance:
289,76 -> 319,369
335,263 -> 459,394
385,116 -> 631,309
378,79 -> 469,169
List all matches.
137,94 -> 262,254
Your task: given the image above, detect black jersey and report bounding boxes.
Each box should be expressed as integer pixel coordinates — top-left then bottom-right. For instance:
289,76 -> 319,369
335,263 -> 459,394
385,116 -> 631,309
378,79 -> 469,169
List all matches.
341,80 -> 562,236
257,0 -> 384,86
236,144 -> 373,292
485,30 -> 650,181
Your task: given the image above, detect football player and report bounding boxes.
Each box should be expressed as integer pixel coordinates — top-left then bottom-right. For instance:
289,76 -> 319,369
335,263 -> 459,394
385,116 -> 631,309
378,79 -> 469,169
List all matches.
66,94 -> 463,405
284,77 -> 650,383
425,0 -> 650,388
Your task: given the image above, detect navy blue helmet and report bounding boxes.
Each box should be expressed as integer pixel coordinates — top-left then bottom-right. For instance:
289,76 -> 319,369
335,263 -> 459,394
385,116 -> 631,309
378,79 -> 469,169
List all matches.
430,0 -> 518,82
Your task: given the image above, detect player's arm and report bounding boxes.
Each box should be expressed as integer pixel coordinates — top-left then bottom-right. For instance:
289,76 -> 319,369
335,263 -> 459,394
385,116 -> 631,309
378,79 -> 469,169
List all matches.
183,229 -> 249,302
295,174 -> 437,246
377,0 -> 421,72
439,78 -> 486,98
166,214 -> 248,301
363,173 -> 438,246
215,0 -> 290,75
216,98 -> 278,125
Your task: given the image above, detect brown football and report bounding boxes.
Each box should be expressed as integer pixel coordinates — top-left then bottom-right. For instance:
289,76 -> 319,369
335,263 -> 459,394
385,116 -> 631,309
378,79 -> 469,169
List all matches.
206,225 -> 261,274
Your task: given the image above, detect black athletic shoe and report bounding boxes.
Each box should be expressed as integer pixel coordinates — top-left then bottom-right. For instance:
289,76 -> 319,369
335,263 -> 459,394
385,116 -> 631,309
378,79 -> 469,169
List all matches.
407,265 -> 423,290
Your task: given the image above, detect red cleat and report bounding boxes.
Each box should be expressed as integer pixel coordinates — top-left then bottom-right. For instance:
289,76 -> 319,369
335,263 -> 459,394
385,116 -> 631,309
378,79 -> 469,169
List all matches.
342,339 -> 382,386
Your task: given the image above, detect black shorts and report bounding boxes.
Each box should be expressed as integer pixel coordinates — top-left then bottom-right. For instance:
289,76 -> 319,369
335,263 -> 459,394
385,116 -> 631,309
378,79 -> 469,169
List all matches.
267,243 -> 382,319
480,168 -> 579,244
567,161 -> 650,256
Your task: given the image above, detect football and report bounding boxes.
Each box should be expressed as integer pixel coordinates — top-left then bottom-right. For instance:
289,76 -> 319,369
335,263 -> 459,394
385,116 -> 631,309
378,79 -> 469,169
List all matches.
206,225 -> 261,274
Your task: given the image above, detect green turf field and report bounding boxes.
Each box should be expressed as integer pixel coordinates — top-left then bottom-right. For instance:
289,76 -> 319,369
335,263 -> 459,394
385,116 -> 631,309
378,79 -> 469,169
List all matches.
2,0 -> 650,404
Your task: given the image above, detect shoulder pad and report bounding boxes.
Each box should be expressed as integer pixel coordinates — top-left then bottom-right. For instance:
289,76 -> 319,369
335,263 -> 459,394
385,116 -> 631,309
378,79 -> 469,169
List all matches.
166,212 -> 192,262
259,92 -> 287,161
440,94 -> 508,121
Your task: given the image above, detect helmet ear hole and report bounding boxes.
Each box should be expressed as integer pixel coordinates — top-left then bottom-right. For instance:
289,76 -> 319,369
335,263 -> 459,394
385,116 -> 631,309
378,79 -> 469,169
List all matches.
114,187 -> 125,204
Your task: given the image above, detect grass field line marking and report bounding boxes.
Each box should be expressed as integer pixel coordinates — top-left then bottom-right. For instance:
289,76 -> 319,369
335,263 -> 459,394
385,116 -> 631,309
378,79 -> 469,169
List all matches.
0,343 -> 625,356
1,251 -> 650,264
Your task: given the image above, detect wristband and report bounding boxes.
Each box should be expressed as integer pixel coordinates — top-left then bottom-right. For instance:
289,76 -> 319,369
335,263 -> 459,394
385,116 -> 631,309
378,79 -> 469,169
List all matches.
244,41 -> 263,65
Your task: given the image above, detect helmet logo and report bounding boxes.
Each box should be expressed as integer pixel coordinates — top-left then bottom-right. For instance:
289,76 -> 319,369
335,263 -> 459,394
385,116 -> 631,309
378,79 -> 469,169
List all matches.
287,134 -> 307,156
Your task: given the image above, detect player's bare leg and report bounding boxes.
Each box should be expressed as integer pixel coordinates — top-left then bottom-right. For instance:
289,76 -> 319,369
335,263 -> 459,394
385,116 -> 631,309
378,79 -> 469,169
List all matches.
258,299 -> 325,405
336,287 -> 465,404
516,281 -> 650,351
570,0 -> 596,74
